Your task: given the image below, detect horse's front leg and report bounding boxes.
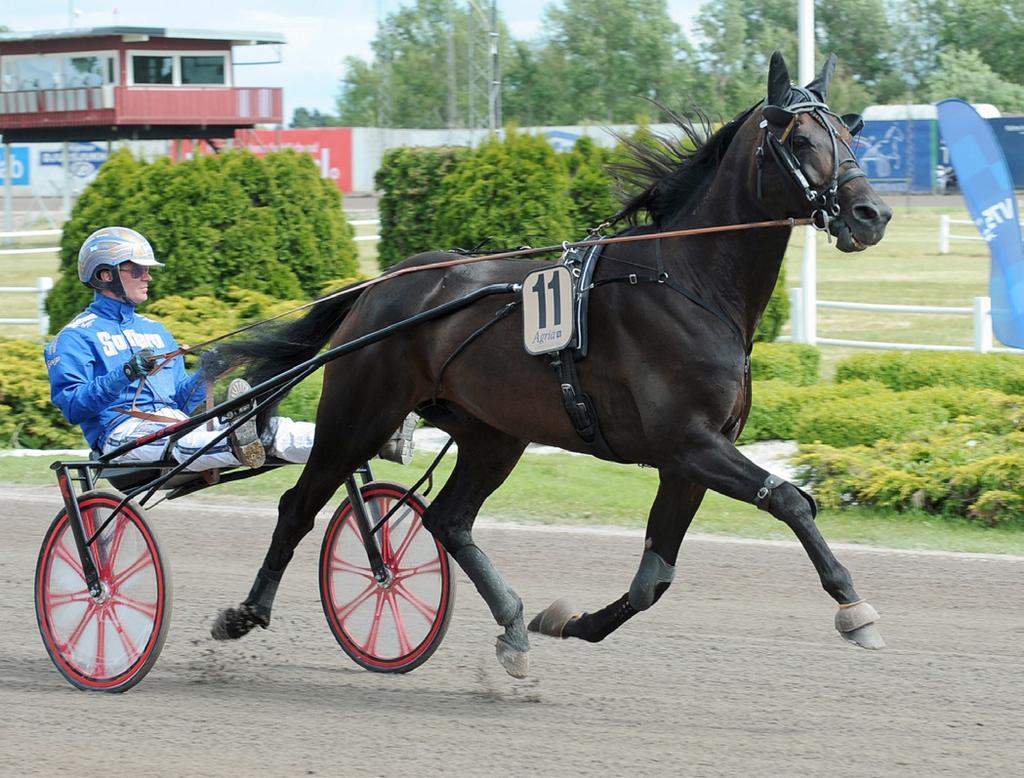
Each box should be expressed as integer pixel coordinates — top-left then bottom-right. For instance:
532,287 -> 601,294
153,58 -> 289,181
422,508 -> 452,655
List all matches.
529,472 -> 706,643
672,427 -> 884,649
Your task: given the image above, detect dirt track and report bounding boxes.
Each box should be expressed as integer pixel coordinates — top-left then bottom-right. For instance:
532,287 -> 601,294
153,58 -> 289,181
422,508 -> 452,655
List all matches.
2,484 -> 1021,777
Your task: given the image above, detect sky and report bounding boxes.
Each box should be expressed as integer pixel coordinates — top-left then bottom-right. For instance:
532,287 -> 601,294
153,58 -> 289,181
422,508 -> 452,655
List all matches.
3,0 -> 703,121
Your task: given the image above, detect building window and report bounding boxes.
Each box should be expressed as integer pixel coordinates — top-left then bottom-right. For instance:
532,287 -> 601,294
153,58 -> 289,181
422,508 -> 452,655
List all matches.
132,55 -> 174,85
64,55 -> 115,88
15,56 -> 59,90
181,55 -> 225,85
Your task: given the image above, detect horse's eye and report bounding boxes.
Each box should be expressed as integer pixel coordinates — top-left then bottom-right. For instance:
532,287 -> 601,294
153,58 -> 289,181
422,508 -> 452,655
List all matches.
792,135 -> 812,150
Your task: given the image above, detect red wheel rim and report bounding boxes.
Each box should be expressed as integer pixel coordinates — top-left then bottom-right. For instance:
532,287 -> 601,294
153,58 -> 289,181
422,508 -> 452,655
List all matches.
322,487 -> 450,669
37,497 -> 166,689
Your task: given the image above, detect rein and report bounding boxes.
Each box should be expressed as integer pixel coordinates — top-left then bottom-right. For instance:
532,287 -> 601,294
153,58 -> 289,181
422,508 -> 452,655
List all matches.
150,215 -> 812,365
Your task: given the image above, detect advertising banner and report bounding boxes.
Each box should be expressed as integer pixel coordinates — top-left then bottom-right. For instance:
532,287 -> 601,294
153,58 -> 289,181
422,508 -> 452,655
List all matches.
0,146 -> 31,186
989,118 -> 1024,188
855,119 -> 936,193
234,128 -> 353,193
938,99 -> 1024,348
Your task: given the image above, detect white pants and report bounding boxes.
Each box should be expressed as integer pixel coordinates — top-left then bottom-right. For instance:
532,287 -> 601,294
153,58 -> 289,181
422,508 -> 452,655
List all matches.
102,407 -> 315,471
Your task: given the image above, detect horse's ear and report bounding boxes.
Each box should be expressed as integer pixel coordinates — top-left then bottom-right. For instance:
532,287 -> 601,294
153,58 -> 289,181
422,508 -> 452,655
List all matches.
807,53 -> 838,101
767,51 -> 790,106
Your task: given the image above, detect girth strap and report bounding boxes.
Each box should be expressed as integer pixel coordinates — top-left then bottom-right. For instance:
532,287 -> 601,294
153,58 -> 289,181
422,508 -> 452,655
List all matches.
548,351 -> 628,464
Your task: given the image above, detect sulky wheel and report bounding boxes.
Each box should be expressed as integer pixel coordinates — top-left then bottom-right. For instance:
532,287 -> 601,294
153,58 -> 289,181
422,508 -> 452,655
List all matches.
319,481 -> 455,673
35,490 -> 171,692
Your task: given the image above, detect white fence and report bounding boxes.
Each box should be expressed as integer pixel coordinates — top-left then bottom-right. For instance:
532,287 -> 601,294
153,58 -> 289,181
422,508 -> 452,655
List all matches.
0,276 -> 53,335
350,218 -> 380,242
0,229 -> 59,336
937,215 -> 987,254
790,288 -> 1024,353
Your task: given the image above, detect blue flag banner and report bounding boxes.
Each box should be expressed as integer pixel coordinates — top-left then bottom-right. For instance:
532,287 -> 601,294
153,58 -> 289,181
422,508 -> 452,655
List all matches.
937,99 -> 1024,348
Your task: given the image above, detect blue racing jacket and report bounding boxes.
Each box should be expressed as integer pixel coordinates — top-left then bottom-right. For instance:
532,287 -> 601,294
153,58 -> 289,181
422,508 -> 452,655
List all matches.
45,293 -> 205,449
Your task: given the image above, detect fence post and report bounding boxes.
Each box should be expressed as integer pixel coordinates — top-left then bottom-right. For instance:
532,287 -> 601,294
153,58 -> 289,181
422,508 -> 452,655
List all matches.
938,214 -> 950,254
973,295 -> 993,353
37,276 -> 53,337
790,287 -> 804,343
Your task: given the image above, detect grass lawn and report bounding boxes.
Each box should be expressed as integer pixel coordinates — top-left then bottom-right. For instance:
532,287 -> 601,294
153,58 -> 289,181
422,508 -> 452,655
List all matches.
5,450 -> 1022,555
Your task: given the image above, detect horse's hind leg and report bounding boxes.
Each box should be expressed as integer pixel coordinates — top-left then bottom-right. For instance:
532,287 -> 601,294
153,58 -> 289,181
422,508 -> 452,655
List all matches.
530,472 -> 706,643
419,419 -> 529,677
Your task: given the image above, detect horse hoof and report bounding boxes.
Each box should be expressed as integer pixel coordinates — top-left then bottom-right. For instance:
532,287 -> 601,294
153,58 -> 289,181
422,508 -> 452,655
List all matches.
528,598 -> 579,638
495,637 -> 530,679
834,600 -> 884,650
839,622 -> 886,650
210,604 -> 269,640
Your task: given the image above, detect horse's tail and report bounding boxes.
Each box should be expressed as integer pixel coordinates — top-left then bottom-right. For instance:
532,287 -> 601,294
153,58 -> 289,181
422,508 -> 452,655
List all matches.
218,285 -> 365,389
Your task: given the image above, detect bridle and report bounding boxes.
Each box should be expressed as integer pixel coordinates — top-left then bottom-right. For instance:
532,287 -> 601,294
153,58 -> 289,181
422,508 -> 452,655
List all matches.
755,86 -> 867,232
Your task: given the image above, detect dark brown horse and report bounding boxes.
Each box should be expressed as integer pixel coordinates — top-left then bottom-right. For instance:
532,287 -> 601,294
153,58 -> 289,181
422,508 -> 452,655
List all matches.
213,52 -> 892,677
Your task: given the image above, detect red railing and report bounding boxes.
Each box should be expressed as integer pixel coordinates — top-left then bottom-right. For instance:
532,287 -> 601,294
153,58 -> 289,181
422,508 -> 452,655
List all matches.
0,86 -> 282,128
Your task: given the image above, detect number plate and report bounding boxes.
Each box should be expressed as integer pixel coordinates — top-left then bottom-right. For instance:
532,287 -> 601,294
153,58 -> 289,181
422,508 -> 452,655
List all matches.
522,266 -> 575,355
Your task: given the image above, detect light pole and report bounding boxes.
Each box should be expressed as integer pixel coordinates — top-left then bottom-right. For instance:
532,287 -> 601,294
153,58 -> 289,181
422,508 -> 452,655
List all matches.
798,0 -> 817,344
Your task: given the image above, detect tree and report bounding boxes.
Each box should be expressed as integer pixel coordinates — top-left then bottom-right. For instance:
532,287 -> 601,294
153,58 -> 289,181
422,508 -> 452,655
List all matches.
336,0 -> 516,128
934,1 -> 1024,86
290,107 -> 341,128
543,0 -> 698,123
922,48 -> 1024,113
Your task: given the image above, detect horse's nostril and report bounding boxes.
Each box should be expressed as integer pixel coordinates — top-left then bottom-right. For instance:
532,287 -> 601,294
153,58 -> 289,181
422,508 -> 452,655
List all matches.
853,202 -> 892,225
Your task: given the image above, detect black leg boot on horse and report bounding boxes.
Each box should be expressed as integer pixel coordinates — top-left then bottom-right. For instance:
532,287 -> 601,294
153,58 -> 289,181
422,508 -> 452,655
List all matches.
419,420 -> 531,677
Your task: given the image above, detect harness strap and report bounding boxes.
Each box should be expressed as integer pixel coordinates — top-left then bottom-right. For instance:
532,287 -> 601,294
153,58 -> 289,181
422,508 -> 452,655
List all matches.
548,352 -> 628,464
111,407 -> 183,424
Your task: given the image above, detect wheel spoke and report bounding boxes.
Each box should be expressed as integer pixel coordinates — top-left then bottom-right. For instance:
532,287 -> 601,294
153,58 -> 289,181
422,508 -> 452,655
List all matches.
112,593 -> 158,620
94,609 -> 107,677
384,590 -> 413,655
46,590 -> 92,607
52,542 -> 86,580
60,601 -> 97,659
330,551 -> 375,579
101,515 -> 129,578
395,558 -> 443,580
107,606 -> 142,663
391,513 -> 424,567
110,550 -> 154,590
334,580 -> 378,624
362,592 -> 388,655
380,514 -> 393,564
394,582 -> 439,625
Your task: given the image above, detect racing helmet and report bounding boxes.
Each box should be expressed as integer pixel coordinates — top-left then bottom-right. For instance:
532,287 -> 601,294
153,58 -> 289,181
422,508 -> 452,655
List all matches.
77,227 -> 164,294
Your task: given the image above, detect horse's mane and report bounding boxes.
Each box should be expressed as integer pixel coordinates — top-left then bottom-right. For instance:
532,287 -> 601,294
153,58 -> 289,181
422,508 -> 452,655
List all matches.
614,103 -> 758,227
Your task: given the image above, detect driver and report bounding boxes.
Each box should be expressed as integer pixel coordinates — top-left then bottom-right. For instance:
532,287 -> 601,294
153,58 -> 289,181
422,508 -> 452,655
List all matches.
44,226 -> 316,471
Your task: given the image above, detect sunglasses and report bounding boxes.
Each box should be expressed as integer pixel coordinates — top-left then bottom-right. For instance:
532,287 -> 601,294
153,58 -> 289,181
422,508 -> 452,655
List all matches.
119,263 -> 151,279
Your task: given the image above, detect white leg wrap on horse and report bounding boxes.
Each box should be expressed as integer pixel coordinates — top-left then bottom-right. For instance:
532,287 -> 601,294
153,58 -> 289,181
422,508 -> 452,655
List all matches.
834,600 -> 879,633
627,550 -> 675,611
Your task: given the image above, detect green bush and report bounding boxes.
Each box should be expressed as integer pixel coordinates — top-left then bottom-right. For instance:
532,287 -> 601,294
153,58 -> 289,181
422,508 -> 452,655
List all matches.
755,272 -> 790,343
433,127 -> 573,251
741,379 -> 889,442
796,425 -> 1024,527
794,392 -> 951,448
47,149 -> 357,332
375,146 -> 470,270
0,338 -> 81,449
835,351 -> 1024,394
562,136 -> 619,237
750,342 -> 820,385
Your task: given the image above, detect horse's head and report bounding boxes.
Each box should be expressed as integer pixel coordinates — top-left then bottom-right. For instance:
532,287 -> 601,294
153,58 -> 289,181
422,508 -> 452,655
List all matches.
756,51 -> 891,252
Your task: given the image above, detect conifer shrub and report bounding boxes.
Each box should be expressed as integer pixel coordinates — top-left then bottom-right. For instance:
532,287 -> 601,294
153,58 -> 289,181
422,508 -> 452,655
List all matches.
46,149 -> 357,332
432,128 -> 573,251
835,351 -> 1024,394
375,146 -> 469,270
